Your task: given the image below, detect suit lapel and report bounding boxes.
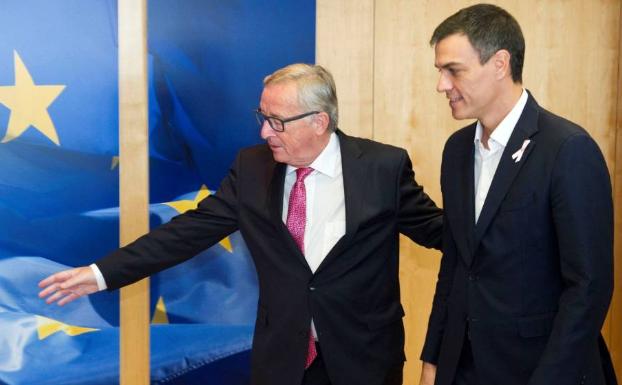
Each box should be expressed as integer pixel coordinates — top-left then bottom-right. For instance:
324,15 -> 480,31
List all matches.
267,160 -> 286,223
474,95 -> 539,248
445,126 -> 477,267
314,130 -> 363,274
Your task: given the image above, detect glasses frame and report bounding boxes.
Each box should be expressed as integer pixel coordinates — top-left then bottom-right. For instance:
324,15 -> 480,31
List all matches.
255,109 -> 320,132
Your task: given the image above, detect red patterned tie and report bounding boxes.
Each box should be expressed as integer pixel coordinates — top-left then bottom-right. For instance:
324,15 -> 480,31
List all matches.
286,167 -> 317,369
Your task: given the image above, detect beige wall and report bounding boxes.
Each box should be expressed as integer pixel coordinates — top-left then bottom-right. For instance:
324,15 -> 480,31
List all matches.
317,0 -> 622,383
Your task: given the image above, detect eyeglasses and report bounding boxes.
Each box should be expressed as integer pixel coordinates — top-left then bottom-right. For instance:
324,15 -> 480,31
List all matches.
255,109 -> 320,132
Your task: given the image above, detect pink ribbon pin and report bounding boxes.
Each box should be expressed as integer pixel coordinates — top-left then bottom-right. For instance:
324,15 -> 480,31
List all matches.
511,139 -> 531,163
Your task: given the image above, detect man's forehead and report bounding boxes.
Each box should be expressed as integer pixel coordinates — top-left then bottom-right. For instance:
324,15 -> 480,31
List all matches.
262,82 -> 296,99
434,34 -> 477,66
260,82 -> 299,112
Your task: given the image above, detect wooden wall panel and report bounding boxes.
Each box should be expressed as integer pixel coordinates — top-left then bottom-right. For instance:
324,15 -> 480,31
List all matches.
373,2 -> 445,383
319,0 -> 621,383
613,1 -> 622,381
316,0 -> 375,139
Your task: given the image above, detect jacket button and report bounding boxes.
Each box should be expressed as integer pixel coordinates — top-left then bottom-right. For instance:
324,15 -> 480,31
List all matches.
309,286 -> 316,291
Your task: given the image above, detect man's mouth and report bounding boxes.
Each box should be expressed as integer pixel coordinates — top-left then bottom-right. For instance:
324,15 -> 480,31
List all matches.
448,95 -> 463,108
266,138 -> 281,150
448,94 -> 462,103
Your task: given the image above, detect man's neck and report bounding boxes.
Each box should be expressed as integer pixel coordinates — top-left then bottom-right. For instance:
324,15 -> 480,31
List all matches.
295,131 -> 333,168
480,85 -> 523,149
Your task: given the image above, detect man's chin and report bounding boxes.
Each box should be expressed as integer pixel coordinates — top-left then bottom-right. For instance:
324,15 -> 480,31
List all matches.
451,108 -> 470,120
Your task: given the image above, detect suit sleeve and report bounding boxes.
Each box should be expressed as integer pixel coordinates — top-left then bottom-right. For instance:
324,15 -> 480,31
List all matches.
96,152 -> 241,290
397,150 -> 443,249
420,209 -> 458,364
528,134 -> 614,384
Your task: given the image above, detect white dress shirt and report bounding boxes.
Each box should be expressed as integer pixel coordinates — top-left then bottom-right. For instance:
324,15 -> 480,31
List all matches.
282,132 -> 345,273
474,89 -> 528,222
283,132 -> 345,340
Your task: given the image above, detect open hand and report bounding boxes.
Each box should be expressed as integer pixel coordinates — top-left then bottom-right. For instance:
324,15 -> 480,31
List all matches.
38,266 -> 99,306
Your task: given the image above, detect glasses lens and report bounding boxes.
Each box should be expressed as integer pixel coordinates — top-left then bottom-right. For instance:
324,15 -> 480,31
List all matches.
255,110 -> 285,131
270,118 -> 284,132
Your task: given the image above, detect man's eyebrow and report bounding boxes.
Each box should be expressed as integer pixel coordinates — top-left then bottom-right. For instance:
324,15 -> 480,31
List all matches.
435,61 -> 462,69
261,110 -> 286,119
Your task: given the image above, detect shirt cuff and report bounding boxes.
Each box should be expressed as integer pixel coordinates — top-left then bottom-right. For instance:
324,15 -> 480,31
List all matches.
90,263 -> 108,291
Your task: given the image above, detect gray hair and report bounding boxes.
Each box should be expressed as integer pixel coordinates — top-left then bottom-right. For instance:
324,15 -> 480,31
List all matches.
264,63 -> 339,131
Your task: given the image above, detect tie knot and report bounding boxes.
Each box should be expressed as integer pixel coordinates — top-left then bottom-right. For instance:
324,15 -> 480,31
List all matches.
295,167 -> 313,183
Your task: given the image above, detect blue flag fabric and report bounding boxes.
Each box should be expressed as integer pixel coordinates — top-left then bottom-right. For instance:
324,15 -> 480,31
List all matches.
145,1 -> 315,381
0,0 -> 314,384
0,2 -> 122,383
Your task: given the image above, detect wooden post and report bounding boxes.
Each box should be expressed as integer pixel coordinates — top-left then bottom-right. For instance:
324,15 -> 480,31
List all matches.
118,0 -> 150,384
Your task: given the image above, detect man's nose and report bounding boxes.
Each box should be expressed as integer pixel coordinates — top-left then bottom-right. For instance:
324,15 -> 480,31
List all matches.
260,120 -> 275,140
436,72 -> 452,93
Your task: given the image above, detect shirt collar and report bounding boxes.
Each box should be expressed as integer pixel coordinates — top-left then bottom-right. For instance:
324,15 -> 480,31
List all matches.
286,132 -> 341,178
474,88 -> 528,148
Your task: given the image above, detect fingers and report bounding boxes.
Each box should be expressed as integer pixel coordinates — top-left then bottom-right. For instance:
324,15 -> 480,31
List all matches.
38,267 -> 97,305
45,288 -> 81,306
58,291 -> 81,306
38,282 -> 61,299
38,269 -> 73,289
40,284 -> 88,306
44,288 -> 67,304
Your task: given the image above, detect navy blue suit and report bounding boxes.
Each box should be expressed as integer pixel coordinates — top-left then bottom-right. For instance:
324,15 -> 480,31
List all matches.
421,93 -> 616,385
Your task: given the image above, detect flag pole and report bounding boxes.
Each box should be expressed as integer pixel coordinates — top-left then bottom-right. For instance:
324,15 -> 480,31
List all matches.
118,0 -> 150,384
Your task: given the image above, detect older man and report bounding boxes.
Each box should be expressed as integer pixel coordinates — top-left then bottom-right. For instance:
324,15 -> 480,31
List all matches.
420,4 -> 615,385
40,63 -> 442,385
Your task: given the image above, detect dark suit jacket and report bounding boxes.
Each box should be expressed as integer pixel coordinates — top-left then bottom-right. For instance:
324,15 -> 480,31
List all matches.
97,130 -> 443,385
421,93 -> 616,385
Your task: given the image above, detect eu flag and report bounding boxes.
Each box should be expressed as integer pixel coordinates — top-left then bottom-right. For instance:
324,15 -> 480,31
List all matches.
0,1 -> 314,384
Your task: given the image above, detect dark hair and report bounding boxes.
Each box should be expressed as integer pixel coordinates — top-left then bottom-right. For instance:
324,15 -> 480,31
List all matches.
430,3 -> 525,83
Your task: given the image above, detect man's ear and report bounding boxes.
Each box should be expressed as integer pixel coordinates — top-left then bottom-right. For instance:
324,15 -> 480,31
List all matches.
314,111 -> 331,135
493,49 -> 512,80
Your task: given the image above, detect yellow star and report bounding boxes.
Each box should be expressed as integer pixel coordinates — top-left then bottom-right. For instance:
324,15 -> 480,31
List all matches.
151,296 -> 169,325
36,315 -> 98,340
164,185 -> 233,252
0,50 -> 65,145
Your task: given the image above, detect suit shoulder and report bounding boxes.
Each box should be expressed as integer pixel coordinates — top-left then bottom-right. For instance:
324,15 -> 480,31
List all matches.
347,136 -> 407,157
538,107 -> 588,139
535,107 -> 598,154
338,134 -> 416,182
